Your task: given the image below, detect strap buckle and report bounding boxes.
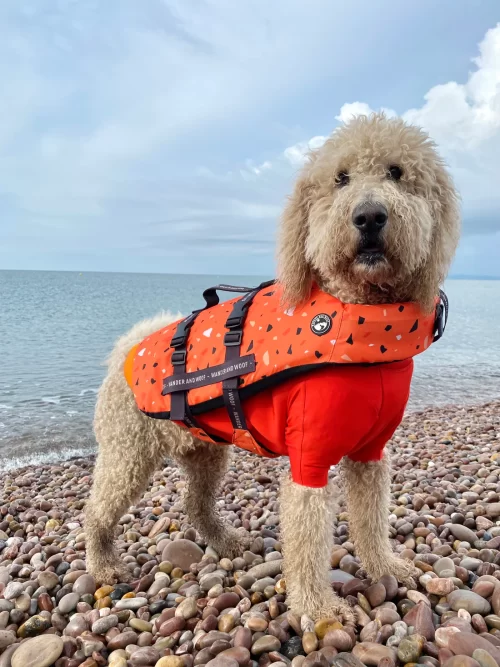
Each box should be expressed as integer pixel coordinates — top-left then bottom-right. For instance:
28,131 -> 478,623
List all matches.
171,350 -> 187,365
224,331 -> 242,346
225,316 -> 243,330
170,335 -> 186,349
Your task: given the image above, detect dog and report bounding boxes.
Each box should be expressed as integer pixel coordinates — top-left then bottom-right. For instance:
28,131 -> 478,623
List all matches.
85,113 -> 460,624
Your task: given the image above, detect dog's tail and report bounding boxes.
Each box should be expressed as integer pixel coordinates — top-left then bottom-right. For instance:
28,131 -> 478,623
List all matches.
105,311 -> 183,374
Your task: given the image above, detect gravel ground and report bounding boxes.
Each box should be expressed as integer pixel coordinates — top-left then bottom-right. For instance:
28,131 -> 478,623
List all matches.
0,401 -> 500,667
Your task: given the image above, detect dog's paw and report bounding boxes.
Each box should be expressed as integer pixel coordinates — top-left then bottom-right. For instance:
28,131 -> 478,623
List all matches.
212,526 -> 253,560
87,558 -> 132,586
377,557 -> 419,590
291,592 -> 357,627
316,599 -> 357,627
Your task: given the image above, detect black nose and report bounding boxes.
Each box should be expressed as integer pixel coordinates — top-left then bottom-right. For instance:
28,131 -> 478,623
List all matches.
352,202 -> 388,232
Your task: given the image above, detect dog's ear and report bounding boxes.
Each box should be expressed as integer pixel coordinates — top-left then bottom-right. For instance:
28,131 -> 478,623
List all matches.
412,166 -> 461,312
277,177 -> 317,307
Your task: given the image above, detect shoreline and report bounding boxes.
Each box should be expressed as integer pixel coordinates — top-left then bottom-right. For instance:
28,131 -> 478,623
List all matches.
0,400 -> 500,666
2,397 -> 499,474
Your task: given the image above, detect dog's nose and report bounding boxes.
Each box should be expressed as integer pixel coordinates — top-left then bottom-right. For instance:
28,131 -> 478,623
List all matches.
352,202 -> 388,232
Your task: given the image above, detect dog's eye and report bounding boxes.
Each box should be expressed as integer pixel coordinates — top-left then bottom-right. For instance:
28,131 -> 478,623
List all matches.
388,165 -> 403,181
335,172 -> 349,187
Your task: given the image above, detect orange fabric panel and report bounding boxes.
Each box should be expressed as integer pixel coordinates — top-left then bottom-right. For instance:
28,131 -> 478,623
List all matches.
193,360 -> 414,487
124,344 -> 138,389
129,283 -> 437,416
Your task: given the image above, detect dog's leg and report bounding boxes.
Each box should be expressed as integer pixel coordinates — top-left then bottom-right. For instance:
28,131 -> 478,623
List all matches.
279,476 -> 356,625
86,379 -> 173,584
175,443 -> 251,558
340,455 -> 419,588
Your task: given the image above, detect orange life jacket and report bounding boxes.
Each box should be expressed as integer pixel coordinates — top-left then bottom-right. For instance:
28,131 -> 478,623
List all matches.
124,281 -> 447,455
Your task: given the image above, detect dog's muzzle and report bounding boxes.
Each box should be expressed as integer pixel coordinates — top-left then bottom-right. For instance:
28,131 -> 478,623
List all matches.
353,201 -> 388,264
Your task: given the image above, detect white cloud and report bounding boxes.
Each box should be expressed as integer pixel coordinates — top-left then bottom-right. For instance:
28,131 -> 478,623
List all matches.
404,23 -> 500,151
335,102 -> 397,124
284,135 -> 327,167
284,23 -> 500,236
240,159 -> 273,179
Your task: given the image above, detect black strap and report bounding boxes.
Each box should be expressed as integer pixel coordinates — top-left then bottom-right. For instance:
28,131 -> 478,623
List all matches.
169,348 -> 190,422
222,345 -> 249,431
221,284 -> 271,431
169,310 -> 200,422
170,310 -> 201,349
169,280 -> 274,426
433,289 -> 449,343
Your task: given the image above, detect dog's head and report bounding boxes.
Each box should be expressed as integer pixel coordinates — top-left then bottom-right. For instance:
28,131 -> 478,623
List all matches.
278,114 -> 460,312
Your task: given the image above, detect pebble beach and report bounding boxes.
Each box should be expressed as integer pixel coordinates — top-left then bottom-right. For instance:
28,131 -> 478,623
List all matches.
1,401 -> 500,667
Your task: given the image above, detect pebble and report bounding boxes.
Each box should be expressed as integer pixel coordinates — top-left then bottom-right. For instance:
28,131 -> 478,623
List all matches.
426,578 -> 455,596
161,540 -> 204,571
0,630 -> 16,650
58,592 -> 80,614
443,658 -> 481,667
11,635 -> 64,667
397,634 -> 425,663
448,524 -> 479,545
323,629 -> 354,651
155,659 -> 185,667
3,582 -> 23,600
449,634 -> 500,663
472,650 -> 500,667
72,573 -> 97,596
92,614 -> 119,634
434,558 -> 456,578
251,636 -> 281,654
352,642 -> 396,665
448,590 -> 492,615
114,597 -> 148,610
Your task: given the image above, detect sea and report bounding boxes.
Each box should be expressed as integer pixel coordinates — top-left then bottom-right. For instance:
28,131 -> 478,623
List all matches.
1,270 -> 499,470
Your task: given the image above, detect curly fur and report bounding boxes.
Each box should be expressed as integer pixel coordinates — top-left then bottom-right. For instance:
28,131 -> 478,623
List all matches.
85,113 -> 460,618
280,476 -> 355,625
176,443 -> 252,558
339,455 -> 419,588
278,114 -> 460,312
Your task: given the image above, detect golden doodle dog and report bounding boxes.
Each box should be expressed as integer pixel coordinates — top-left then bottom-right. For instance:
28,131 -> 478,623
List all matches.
85,114 -> 460,624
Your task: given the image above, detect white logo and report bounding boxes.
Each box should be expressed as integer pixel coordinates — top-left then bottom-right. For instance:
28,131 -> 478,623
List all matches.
310,313 -> 332,336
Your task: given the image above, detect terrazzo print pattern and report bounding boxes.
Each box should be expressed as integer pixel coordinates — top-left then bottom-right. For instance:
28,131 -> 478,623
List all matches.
129,285 -> 439,416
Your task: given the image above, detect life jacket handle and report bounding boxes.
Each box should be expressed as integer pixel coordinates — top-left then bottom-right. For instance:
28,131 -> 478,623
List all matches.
202,279 -> 275,309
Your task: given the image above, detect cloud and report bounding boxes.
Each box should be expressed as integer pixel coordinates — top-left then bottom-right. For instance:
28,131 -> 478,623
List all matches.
404,23 -> 500,151
284,23 -> 500,239
284,136 -> 327,167
335,102 -> 397,124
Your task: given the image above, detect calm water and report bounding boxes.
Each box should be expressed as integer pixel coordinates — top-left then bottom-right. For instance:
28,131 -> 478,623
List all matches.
1,270 -> 499,469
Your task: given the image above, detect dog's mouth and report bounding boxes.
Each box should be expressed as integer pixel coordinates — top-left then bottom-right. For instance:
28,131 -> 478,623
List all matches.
356,244 -> 386,266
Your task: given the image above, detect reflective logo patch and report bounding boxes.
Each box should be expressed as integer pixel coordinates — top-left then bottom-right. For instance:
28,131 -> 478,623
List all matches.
310,313 -> 332,336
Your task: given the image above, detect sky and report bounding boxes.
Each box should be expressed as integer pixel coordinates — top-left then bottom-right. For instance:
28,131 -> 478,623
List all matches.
1,1 -> 500,277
